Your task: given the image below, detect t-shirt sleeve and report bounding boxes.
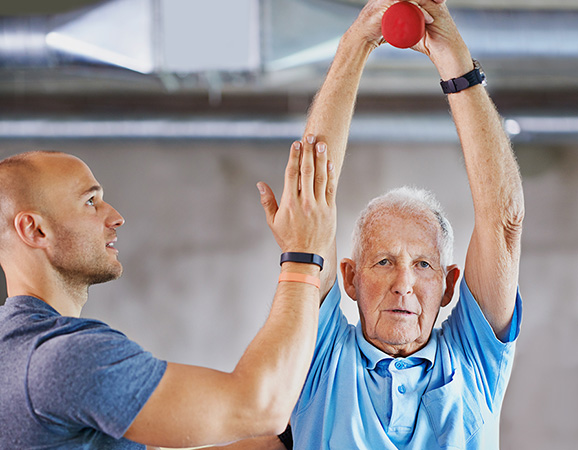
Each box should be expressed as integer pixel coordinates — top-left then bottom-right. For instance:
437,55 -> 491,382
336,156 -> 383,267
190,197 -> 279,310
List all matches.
442,278 -> 522,402
27,322 -> 167,439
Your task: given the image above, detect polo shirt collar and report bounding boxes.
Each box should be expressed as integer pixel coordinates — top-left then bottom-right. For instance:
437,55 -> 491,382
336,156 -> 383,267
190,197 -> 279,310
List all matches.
355,321 -> 437,371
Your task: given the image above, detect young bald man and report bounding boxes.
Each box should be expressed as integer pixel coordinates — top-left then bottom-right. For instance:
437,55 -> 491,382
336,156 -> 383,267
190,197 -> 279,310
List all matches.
0,137 -> 336,448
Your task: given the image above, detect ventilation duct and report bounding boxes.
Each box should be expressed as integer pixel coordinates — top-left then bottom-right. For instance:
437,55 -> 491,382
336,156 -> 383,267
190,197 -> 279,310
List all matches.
1,0 -> 577,142
1,0 -> 577,77
0,0 -> 261,74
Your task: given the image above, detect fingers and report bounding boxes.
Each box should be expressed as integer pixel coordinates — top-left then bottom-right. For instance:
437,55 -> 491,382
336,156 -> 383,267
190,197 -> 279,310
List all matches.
299,135 -> 316,198
419,5 -> 434,25
265,136 -> 336,254
257,181 -> 278,227
302,135 -> 335,206
326,159 -> 337,207
283,141 -> 302,199
279,134 -> 334,208
313,142 -> 327,202
407,1 -> 434,25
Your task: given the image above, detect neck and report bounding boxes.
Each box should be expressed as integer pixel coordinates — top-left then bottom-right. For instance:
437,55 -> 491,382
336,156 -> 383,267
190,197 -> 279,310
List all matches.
5,267 -> 88,318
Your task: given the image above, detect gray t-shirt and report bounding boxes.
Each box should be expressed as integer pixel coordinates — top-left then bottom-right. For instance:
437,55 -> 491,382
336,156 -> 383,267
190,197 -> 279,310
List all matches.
0,295 -> 167,449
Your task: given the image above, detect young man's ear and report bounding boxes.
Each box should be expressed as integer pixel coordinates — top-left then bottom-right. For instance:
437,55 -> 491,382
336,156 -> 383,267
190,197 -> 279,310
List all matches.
441,264 -> 461,307
14,212 -> 49,249
340,258 -> 358,301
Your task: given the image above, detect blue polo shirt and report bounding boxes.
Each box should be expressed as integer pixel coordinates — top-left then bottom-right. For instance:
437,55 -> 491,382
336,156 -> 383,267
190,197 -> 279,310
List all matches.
291,279 -> 522,449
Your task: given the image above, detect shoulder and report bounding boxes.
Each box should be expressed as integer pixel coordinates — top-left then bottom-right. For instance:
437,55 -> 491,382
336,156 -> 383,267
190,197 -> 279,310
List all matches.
28,317 -> 159,388
27,316 -> 166,433
437,278 -> 521,399
445,278 -> 522,345
33,317 -> 130,358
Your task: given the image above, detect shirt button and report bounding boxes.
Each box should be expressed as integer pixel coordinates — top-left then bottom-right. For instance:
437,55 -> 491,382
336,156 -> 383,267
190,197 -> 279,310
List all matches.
398,385 -> 406,394
395,361 -> 405,370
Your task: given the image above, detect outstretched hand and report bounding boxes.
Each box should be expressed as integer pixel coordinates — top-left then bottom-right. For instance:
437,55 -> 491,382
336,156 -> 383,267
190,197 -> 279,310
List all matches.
258,136 -> 336,261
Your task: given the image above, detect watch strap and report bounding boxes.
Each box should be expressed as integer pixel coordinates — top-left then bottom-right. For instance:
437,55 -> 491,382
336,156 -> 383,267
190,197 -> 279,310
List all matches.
440,62 -> 485,94
280,252 -> 324,271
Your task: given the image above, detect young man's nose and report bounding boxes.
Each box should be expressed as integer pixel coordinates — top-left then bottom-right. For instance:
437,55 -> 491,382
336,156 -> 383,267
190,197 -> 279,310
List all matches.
106,203 -> 125,229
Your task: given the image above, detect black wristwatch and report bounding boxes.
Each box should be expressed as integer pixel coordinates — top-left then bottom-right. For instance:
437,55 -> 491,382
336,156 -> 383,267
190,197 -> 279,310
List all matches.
440,59 -> 486,94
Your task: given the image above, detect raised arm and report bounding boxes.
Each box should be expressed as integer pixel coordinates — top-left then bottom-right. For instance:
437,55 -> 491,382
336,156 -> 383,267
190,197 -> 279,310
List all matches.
123,138 -> 336,448
299,0 -> 446,299
422,2 -> 524,339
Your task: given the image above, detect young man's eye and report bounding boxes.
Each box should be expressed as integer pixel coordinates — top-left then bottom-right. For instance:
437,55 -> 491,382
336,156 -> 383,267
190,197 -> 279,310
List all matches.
86,197 -> 95,206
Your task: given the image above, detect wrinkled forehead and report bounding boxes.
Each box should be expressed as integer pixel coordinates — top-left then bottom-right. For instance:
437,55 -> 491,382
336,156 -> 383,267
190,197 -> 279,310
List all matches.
359,207 -> 442,258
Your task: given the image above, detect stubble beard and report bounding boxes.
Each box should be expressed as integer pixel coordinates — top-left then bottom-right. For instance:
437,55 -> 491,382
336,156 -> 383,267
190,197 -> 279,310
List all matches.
50,226 -> 123,291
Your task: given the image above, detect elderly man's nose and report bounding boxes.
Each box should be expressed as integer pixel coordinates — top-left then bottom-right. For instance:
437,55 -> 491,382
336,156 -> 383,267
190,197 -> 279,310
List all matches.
392,269 -> 414,296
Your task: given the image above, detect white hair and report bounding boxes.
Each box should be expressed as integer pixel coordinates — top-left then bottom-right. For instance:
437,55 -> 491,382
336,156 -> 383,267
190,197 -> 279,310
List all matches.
351,186 -> 454,269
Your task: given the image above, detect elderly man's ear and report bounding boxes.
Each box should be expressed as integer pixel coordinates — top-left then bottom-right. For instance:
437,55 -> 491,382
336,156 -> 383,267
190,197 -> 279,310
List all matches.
441,265 -> 461,307
340,258 -> 358,301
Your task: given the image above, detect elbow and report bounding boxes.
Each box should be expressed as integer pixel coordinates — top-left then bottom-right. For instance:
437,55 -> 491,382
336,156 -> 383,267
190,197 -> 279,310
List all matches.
248,393 -> 293,436
262,416 -> 292,437
234,376 -> 294,437
502,192 -> 525,251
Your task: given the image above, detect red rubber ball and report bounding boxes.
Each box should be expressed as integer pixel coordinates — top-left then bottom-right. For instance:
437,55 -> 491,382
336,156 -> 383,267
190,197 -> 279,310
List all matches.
381,2 -> 425,49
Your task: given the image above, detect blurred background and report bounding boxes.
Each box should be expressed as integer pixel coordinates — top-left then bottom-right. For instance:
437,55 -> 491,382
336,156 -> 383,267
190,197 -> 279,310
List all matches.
1,0 -> 577,448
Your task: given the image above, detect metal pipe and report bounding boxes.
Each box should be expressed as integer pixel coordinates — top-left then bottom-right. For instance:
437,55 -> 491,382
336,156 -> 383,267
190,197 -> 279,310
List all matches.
0,115 -> 575,143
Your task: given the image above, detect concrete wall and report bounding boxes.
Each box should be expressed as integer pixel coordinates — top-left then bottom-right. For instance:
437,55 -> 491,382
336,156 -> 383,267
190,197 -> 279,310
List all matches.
1,137 -> 576,449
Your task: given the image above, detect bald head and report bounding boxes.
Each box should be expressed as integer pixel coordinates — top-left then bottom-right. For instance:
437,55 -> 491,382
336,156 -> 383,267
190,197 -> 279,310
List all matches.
0,152 -> 44,230
0,151 -> 79,254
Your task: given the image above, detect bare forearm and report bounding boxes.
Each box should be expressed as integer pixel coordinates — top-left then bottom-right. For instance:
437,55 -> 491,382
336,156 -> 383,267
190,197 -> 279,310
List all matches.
302,29 -> 375,297
447,87 -> 524,223
428,8 -> 524,335
304,32 -> 374,180
231,263 -> 320,432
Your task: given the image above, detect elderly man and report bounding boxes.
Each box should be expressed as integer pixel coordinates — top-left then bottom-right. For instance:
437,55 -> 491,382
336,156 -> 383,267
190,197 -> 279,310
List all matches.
0,138 -> 336,448
224,0 -> 524,448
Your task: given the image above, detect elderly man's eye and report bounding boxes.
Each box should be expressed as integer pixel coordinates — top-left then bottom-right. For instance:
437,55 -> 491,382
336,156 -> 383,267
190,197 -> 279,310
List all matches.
378,259 -> 389,266
418,261 -> 431,269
